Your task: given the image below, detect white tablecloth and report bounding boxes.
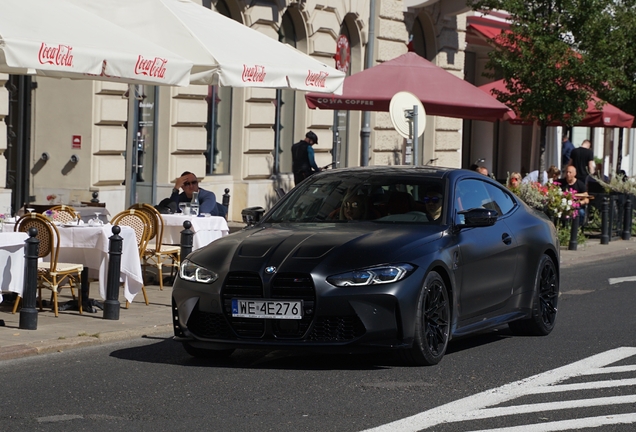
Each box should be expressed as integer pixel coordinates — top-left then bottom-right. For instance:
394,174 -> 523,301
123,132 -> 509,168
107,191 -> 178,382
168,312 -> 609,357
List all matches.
53,224 -> 143,303
162,214 -> 229,250
0,231 -> 28,303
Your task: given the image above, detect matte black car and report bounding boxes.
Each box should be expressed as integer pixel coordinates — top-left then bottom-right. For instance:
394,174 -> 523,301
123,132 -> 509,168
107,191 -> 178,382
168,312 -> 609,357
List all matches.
172,166 -> 559,365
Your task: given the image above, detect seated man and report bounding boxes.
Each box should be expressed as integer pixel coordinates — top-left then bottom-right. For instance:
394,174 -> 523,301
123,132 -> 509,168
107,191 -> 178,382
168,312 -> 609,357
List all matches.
558,165 -> 589,222
423,186 -> 443,221
169,171 -> 220,216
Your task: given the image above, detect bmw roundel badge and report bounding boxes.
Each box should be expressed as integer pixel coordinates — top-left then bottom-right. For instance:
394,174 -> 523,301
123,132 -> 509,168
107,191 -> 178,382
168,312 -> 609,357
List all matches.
265,266 -> 277,275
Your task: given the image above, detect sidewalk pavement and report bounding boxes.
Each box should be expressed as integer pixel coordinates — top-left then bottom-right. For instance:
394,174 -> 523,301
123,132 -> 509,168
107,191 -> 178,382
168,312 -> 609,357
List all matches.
1,235 -> 635,362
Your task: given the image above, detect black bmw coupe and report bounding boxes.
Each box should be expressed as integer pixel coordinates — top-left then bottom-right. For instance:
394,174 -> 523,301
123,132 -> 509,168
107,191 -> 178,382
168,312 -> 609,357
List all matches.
172,166 -> 560,365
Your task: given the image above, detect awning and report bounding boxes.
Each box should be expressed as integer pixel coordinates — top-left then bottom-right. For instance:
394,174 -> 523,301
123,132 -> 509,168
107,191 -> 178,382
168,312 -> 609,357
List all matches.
305,52 -> 515,122
0,0 -> 193,86
69,0 -> 345,94
479,79 -> 634,128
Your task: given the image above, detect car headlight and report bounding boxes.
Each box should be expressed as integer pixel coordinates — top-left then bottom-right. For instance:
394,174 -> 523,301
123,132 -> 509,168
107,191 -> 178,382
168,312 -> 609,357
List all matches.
179,259 -> 218,284
327,263 -> 415,287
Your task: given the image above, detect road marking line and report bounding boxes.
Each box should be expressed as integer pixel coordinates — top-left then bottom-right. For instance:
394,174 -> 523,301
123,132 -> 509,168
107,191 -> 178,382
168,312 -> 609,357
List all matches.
580,365 -> 636,374
466,412 -> 636,432
526,377 -> 636,393
463,394 -> 636,421
361,347 -> 636,432
608,276 -> 636,285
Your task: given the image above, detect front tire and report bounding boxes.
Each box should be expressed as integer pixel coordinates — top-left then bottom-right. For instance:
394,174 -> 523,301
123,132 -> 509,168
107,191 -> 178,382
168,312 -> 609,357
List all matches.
182,343 -> 235,359
402,271 -> 450,366
509,254 -> 559,336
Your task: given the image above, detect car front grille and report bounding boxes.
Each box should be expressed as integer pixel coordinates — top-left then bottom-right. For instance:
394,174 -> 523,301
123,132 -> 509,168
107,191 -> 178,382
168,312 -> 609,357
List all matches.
184,272 -> 366,343
186,306 -> 234,340
308,316 -> 366,342
219,272 -> 316,339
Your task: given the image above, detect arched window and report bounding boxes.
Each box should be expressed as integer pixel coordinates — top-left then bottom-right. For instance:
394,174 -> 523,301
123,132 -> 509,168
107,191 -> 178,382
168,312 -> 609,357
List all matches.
274,11 -> 297,174
410,17 -> 427,59
206,0 -> 233,175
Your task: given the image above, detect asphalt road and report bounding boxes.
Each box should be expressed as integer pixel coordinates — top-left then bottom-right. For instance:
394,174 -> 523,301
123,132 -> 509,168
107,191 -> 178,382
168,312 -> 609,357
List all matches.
1,255 -> 635,432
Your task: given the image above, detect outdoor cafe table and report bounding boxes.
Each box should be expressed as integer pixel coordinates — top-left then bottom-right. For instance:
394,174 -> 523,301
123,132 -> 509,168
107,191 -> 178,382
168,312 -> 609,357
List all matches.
0,231 -> 28,303
52,224 -> 143,304
162,214 -> 229,250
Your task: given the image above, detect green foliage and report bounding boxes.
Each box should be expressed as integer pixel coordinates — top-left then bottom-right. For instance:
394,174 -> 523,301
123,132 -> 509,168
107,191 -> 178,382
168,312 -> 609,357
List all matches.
470,0 -> 636,121
557,222 -> 586,247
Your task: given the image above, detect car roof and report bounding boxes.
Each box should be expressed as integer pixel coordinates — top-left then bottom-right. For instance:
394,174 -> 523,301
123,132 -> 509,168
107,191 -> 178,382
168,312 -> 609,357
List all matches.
316,165 -> 479,181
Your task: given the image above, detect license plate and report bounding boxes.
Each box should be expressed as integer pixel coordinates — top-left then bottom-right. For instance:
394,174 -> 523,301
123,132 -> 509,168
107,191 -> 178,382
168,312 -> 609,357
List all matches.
231,299 -> 303,319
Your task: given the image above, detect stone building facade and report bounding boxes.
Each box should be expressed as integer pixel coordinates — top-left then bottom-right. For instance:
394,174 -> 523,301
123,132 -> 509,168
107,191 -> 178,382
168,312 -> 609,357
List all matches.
0,0 -> 471,221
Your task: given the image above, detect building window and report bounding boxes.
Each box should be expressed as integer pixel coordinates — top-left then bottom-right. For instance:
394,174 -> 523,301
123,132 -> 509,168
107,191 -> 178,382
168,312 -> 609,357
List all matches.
274,12 -> 297,174
206,0 -> 232,175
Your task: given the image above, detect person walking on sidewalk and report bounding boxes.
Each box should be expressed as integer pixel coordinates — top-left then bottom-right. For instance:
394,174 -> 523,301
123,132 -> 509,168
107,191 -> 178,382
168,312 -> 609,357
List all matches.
292,131 -> 320,186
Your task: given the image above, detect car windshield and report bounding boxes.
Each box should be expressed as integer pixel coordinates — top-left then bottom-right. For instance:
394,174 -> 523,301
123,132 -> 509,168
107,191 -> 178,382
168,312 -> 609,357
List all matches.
265,173 -> 445,224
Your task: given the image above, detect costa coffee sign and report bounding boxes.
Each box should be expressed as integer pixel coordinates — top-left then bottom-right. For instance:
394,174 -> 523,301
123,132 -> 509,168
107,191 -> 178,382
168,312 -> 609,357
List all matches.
135,56 -> 168,78
305,70 -> 329,88
38,43 -> 74,67
242,64 -> 266,82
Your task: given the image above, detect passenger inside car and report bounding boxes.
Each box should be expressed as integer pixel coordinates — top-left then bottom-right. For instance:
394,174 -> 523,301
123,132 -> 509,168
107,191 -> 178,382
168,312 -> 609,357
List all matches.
423,186 -> 444,221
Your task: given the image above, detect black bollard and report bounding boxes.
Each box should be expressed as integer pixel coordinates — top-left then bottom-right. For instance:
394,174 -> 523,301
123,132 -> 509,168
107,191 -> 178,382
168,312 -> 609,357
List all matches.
568,215 -> 579,251
622,196 -> 632,240
19,227 -> 39,330
601,196 -> 610,245
181,220 -> 194,260
103,225 -> 122,320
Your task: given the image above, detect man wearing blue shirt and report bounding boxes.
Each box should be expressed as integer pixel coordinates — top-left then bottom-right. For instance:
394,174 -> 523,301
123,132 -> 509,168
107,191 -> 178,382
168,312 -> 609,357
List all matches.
170,171 -> 220,216
561,134 -> 574,169
292,131 -> 321,186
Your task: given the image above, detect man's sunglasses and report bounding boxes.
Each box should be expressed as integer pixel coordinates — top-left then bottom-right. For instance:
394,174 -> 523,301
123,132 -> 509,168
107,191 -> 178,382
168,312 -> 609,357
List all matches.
183,180 -> 198,187
423,196 -> 441,204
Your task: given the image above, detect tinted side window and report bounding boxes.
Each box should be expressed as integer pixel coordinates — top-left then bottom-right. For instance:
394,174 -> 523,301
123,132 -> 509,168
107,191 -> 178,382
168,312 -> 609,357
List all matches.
483,182 -> 516,216
455,179 -> 491,212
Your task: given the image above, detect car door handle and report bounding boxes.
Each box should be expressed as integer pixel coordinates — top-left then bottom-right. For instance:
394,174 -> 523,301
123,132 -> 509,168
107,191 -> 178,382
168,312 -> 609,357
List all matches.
502,233 -> 512,245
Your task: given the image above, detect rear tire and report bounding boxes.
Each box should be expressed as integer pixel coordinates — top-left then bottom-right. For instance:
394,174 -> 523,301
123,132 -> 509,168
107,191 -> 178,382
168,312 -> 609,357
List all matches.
182,343 -> 235,359
402,271 -> 450,366
509,255 -> 558,336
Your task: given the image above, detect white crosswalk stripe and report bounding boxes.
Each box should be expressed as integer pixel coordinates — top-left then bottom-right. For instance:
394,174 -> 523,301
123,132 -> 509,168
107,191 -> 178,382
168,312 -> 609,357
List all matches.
361,347 -> 636,432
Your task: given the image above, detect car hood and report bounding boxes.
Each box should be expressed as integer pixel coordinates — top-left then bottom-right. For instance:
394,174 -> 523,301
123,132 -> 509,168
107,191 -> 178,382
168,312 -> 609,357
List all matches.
188,223 -> 446,275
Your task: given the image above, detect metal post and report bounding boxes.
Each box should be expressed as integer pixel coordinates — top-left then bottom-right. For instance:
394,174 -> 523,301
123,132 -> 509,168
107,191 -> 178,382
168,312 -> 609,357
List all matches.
622,196 -> 632,240
568,216 -> 579,251
103,225 -> 123,320
19,227 -> 39,330
601,195 -> 610,245
181,220 -> 194,260
360,0 -> 376,167
222,188 -> 230,208
412,105 -> 419,166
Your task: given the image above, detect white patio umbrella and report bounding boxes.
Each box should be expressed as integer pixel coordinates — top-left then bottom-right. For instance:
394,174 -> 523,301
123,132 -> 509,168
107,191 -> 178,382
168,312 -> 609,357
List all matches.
69,0 -> 345,94
0,0 -> 193,86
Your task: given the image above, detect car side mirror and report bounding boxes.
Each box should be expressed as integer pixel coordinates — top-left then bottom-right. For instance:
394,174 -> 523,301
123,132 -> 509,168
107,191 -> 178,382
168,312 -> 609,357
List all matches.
241,206 -> 265,226
457,208 -> 498,228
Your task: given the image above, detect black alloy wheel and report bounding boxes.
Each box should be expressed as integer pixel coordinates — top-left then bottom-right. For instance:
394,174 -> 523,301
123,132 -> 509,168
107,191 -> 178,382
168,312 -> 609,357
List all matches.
509,254 -> 559,336
403,271 -> 450,366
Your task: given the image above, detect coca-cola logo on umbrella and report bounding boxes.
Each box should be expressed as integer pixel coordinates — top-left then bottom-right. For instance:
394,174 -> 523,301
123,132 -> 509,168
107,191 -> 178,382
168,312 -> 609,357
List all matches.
305,70 -> 329,88
135,56 -> 168,78
242,65 -> 266,82
38,43 -> 74,67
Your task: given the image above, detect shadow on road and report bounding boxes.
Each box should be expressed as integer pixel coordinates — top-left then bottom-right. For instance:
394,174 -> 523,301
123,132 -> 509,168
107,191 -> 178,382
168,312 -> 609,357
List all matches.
110,328 -> 512,370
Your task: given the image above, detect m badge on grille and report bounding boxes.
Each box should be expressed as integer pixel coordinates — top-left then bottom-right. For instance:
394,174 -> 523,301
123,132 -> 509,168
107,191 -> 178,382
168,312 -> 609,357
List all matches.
265,266 -> 277,275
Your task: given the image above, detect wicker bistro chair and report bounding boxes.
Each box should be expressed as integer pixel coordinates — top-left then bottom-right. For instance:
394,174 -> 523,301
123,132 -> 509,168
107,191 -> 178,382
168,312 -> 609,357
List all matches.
48,205 -> 80,224
12,212 -> 84,317
110,209 -> 152,306
129,203 -> 180,291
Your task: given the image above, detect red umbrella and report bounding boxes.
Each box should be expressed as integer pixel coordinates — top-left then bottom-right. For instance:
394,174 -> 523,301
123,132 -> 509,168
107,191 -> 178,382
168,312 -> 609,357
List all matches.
479,79 -> 634,128
305,52 -> 515,122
